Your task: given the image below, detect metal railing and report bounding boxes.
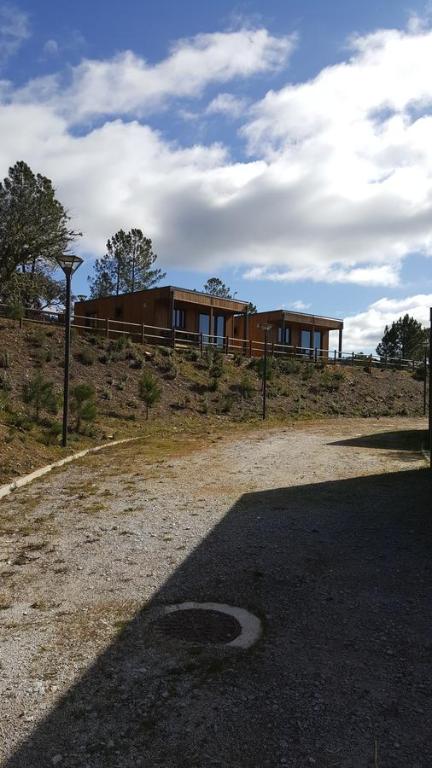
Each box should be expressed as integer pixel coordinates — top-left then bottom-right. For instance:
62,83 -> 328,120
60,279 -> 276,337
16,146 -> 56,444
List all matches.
0,302 -> 427,371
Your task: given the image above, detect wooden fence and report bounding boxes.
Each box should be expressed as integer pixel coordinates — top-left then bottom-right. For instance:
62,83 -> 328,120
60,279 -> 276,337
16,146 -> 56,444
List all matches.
0,302 -> 426,372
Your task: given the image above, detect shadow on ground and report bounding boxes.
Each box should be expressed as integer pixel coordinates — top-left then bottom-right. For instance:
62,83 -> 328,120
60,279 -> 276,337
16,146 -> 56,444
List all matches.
330,428 -> 428,455
5,468 -> 432,768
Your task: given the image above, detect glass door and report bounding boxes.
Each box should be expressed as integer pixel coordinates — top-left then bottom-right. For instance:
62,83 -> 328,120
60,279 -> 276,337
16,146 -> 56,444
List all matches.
214,315 -> 225,347
199,313 -> 210,345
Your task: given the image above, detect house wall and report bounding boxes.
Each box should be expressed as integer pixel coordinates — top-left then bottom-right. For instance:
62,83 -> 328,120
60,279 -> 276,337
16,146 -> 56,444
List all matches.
74,288 -> 246,338
234,311 -> 341,354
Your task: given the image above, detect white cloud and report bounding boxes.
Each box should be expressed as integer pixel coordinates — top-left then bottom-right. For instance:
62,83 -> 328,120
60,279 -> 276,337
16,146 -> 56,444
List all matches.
0,4 -> 30,66
206,92 -> 248,118
2,19 -> 432,289
15,28 -> 295,121
291,300 -> 311,311
341,294 -> 432,352
43,39 -> 59,57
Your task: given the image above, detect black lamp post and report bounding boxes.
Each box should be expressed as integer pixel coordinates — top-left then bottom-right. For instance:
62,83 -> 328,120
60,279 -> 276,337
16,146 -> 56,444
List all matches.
56,254 -> 83,447
258,323 -> 272,420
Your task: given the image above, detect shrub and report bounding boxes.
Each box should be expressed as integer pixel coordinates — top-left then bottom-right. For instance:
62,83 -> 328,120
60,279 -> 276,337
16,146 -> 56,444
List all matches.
187,349 -> 200,362
27,329 -> 47,348
256,355 -> 275,381
71,383 -> 97,432
301,363 -> 315,381
200,396 -> 209,414
7,411 -> 33,431
277,357 -> 300,375
164,361 -> 178,380
320,369 -> 343,391
138,371 -> 161,420
156,345 -> 173,357
0,352 -> 10,369
239,372 -> 255,399
220,394 -> 234,413
0,372 -> 12,392
208,350 -> 224,390
129,355 -> 143,369
42,421 -> 62,445
77,348 -> 96,366
22,373 -> 57,422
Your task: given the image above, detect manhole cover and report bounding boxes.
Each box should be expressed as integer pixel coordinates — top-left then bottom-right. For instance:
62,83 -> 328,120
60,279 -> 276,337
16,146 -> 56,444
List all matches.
150,602 -> 262,649
156,608 -> 241,644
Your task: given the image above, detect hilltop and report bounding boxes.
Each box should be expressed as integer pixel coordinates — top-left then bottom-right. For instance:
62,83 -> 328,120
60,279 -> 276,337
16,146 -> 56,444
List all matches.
0,317 -> 425,484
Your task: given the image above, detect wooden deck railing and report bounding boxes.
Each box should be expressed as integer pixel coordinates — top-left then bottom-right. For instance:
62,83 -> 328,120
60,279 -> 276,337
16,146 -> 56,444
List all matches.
0,302 -> 426,371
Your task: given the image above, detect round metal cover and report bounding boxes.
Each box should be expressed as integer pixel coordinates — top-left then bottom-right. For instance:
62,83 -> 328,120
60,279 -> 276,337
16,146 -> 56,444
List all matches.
151,602 -> 262,649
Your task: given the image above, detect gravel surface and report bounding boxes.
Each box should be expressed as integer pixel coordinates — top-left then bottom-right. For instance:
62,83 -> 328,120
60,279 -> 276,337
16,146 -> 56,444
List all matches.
0,416 -> 430,767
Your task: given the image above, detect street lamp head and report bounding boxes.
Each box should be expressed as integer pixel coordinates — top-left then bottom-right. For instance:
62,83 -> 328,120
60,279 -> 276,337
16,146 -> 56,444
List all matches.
56,254 -> 83,276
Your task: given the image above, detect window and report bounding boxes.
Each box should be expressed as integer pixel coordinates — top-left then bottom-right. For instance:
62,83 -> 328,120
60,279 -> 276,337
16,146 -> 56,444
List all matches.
214,315 -> 225,346
173,308 -> 185,329
300,330 -> 312,350
314,330 -> 322,352
277,326 -> 291,345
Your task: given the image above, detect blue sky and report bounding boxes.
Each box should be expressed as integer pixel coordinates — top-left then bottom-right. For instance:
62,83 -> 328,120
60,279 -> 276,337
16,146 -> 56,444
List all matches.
1,0 -> 432,349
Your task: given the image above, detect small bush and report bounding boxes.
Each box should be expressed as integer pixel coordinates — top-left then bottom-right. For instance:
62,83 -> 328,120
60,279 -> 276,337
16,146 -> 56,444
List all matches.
277,357 -> 300,375
7,411 -> 33,431
71,383 -> 97,433
187,349 -> 200,362
164,361 -> 178,380
129,355 -> 143,369
0,372 -> 12,392
220,394 -> 234,413
77,348 -> 96,366
320,368 -> 343,391
301,363 -> 315,381
27,329 -> 47,348
0,351 -> 10,369
256,355 -> 275,381
156,345 -> 173,358
22,373 -> 57,422
138,371 -> 162,420
239,372 -> 255,399
200,396 -> 209,414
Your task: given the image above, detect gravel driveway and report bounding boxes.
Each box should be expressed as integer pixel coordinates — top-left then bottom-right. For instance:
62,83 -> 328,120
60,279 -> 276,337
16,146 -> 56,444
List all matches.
0,417 -> 431,767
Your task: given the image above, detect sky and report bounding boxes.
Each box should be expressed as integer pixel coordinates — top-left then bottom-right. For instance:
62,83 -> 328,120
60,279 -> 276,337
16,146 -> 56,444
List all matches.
1,0 -> 432,351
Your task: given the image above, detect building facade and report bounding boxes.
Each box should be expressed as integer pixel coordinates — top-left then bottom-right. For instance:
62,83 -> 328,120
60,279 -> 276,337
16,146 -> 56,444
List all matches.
234,309 -> 344,356
74,286 -> 250,343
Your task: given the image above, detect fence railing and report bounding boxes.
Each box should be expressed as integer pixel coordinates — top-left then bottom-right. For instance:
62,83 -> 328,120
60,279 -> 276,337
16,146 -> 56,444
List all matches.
0,302 -> 427,371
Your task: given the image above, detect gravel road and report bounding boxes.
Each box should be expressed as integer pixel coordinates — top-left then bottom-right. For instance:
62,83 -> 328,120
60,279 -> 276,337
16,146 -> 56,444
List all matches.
0,417 -> 431,767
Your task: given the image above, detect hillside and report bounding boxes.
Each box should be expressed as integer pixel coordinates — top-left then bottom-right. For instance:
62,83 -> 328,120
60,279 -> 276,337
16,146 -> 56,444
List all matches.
0,317 -> 425,484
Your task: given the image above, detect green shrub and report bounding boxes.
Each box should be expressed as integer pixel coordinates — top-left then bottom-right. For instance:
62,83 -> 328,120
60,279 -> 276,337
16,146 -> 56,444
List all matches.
200,396 -> 209,414
0,372 -> 12,392
77,348 -> 96,366
0,351 -> 10,369
320,368 -> 343,391
22,373 -> 57,422
220,394 -> 234,413
27,329 -> 47,348
7,411 -> 33,431
256,355 -> 275,381
71,383 -> 97,433
277,357 -> 300,375
156,345 -> 173,357
138,371 -> 162,420
239,372 -> 255,399
42,421 -> 62,445
301,363 -> 315,381
164,361 -> 178,380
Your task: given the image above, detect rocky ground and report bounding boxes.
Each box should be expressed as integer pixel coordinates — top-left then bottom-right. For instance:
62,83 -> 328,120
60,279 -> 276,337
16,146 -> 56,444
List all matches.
0,416 -> 430,767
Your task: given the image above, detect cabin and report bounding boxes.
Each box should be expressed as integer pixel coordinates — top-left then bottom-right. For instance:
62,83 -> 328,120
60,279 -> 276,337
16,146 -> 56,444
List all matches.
74,286 -> 250,345
234,309 -> 344,357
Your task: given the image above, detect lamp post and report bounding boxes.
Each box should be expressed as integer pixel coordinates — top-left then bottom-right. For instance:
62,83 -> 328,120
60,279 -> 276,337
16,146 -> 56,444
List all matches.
56,254 -> 83,447
258,323 -> 272,420
429,308 -> 432,468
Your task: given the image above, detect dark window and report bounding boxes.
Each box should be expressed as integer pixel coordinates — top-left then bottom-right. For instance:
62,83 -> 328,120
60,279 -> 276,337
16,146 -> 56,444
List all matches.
277,326 -> 291,344
173,308 -> 185,329
314,330 -> 322,351
199,313 -> 210,341
114,306 -> 123,319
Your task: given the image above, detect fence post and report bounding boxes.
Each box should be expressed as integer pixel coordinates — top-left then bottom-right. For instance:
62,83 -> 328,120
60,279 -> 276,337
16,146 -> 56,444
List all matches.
105,318 -> 109,338
314,348 -> 318,363
352,352 -> 355,367
141,323 -> 145,345
224,335 -> 229,354
249,340 -> 252,358
172,328 -> 176,348
200,332 -> 203,356
333,349 -> 337,365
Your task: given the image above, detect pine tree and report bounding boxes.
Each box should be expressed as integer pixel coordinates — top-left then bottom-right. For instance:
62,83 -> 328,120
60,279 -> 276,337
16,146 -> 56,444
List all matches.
88,229 -> 165,297
376,314 -> 427,360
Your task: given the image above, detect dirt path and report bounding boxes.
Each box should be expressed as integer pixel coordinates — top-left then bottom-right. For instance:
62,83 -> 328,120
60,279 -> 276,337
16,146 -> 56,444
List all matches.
0,417 -> 430,767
